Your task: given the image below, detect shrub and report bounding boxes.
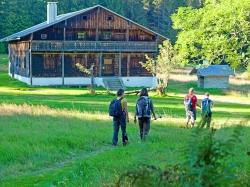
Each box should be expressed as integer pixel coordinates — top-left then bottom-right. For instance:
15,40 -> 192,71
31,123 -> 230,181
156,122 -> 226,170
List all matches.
116,126 -> 246,187
0,43 -> 7,54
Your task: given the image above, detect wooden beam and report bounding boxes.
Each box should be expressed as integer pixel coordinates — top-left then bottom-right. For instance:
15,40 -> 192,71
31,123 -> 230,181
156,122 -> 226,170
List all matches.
8,44 -> 14,78
62,21 -> 66,86
126,21 -> 129,41
153,53 -> 157,73
99,52 -> 102,77
62,52 -> 65,85
85,53 -> 88,66
94,53 -> 99,77
96,7 -> 100,41
29,33 -> 33,86
127,53 -> 130,77
119,52 -> 122,76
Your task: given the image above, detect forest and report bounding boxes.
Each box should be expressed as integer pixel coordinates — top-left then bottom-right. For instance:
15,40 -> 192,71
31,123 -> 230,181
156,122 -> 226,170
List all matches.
0,0 -> 201,53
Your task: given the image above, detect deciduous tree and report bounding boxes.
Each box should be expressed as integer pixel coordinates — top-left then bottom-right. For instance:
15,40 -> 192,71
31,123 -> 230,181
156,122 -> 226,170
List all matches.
140,40 -> 179,95
172,0 -> 250,68
76,63 -> 95,94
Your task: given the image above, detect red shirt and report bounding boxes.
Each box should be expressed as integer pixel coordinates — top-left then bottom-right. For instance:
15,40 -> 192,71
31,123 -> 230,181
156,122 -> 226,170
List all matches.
185,94 -> 198,110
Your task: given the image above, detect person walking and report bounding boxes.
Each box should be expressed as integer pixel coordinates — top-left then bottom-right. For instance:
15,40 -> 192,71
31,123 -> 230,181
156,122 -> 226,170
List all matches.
109,89 -> 129,146
184,88 -> 199,127
134,88 -> 156,140
201,92 -> 213,128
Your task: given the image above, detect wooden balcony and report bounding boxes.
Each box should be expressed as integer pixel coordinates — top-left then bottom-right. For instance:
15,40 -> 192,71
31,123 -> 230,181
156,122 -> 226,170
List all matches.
31,40 -> 158,52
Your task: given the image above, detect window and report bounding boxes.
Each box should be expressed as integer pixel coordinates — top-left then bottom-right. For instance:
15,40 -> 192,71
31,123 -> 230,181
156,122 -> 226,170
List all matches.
102,32 -> 111,40
44,54 -> 53,70
41,34 -> 47,40
43,54 -> 61,77
82,15 -> 88,21
113,33 -> 125,41
104,59 -> 113,65
106,15 -> 114,21
77,32 -> 86,40
139,35 -> 147,41
66,31 -> 74,40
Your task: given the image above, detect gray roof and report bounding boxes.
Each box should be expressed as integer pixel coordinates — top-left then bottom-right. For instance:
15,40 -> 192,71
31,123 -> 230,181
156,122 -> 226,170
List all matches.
197,65 -> 234,77
0,5 -> 167,42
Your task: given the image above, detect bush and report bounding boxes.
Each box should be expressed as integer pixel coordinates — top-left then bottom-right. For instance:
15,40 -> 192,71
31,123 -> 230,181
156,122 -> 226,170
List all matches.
0,43 -> 7,54
116,126 -> 247,187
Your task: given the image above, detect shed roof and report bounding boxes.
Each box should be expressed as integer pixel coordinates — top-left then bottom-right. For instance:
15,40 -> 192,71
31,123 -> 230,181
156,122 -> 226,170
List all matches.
0,5 -> 167,42
197,65 -> 234,77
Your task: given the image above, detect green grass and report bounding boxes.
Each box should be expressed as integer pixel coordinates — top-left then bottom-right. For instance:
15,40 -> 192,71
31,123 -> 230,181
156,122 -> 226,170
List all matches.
0,54 -> 249,186
0,54 -> 8,72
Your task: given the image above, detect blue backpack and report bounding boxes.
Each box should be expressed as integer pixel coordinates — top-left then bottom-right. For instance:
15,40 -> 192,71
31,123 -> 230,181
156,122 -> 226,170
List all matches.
109,98 -> 123,117
136,97 -> 151,118
202,98 -> 212,114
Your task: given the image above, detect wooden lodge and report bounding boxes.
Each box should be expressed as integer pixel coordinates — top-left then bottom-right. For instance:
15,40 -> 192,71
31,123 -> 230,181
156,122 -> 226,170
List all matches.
0,3 -> 166,88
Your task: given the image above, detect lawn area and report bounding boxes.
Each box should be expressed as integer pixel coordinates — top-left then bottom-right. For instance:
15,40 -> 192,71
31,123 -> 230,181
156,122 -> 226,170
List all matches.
0,54 -> 8,72
0,54 -> 249,186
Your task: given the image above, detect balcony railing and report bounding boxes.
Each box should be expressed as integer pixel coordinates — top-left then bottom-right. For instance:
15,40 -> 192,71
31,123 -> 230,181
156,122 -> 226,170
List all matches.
31,41 -> 158,52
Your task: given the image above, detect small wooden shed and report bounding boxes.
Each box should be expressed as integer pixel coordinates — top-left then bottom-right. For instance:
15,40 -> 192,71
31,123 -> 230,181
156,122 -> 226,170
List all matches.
197,65 -> 234,89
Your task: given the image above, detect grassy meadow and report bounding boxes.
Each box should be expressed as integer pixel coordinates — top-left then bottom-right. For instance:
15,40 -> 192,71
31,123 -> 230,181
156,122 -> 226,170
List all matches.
0,54 -> 249,186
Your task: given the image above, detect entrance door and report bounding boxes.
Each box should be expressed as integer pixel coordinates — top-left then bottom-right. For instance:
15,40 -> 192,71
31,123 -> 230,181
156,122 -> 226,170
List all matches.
102,54 -> 115,76
200,76 -> 205,88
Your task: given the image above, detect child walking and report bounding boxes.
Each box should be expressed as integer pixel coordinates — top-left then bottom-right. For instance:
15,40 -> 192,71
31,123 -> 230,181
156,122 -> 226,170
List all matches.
201,92 -> 213,128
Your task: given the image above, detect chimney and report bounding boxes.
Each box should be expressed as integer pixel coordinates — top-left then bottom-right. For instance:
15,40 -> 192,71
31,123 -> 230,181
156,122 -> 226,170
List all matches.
47,2 -> 57,24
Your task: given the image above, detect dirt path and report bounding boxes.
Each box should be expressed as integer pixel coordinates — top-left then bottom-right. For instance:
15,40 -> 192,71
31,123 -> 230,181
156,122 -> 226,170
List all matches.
0,145 -> 114,182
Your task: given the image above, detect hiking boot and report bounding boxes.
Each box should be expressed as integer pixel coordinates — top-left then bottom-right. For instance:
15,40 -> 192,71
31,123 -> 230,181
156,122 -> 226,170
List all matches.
123,141 -> 128,146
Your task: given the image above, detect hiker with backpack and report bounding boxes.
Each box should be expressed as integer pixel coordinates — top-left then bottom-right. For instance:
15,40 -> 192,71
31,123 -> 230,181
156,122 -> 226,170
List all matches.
184,88 -> 199,128
109,89 -> 129,146
134,88 -> 156,140
201,92 -> 213,128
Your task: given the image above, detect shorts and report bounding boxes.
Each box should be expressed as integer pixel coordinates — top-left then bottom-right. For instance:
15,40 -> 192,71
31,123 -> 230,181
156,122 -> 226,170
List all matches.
186,109 -> 196,121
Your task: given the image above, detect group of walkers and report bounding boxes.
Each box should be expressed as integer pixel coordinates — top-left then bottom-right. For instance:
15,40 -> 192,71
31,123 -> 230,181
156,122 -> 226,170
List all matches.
184,88 -> 213,128
109,87 -> 213,146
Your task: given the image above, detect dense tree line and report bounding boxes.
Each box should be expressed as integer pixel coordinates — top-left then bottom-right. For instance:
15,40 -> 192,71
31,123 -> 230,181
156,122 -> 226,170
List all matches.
0,0 -> 200,53
172,0 -> 250,68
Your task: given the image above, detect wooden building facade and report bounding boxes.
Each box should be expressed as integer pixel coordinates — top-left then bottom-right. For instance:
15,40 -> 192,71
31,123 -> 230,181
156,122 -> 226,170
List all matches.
1,3 -> 166,87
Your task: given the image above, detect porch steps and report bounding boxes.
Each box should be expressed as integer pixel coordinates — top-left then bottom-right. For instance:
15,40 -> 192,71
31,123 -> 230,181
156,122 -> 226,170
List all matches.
103,77 -> 125,91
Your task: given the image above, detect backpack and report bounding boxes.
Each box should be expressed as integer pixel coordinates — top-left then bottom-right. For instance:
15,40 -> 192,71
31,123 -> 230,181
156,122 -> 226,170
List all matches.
185,96 -> 193,111
109,98 -> 123,117
202,98 -> 212,115
136,97 -> 151,118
